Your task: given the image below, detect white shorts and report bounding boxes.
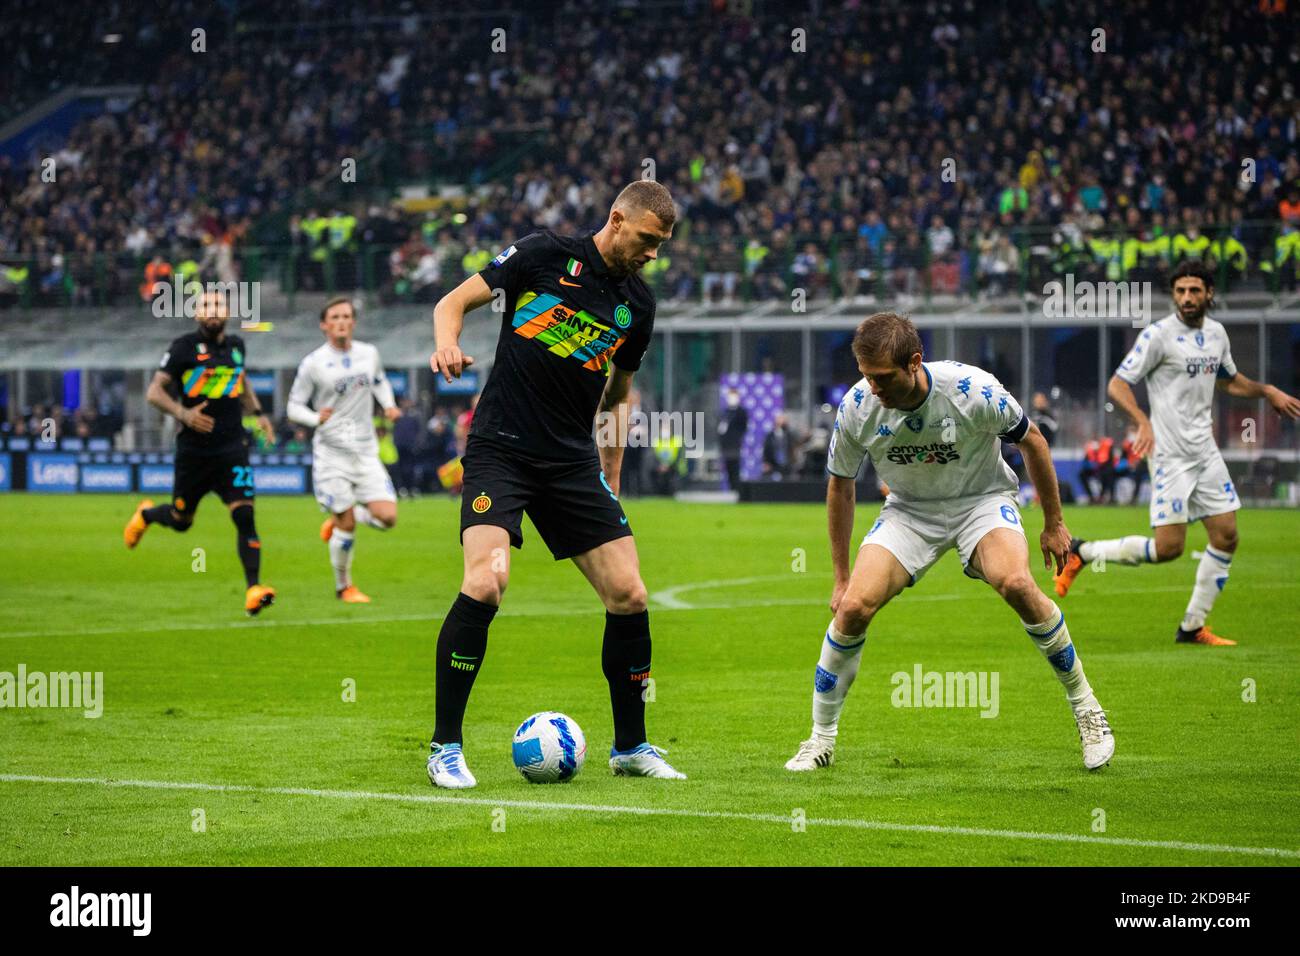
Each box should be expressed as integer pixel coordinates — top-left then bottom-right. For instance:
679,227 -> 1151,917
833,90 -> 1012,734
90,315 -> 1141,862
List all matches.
313,449 -> 395,514
1149,452 -> 1240,526
861,491 -> 1026,586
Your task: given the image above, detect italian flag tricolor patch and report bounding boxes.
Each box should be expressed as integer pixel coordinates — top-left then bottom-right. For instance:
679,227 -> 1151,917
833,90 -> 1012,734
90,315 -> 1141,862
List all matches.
566,258 -> 583,276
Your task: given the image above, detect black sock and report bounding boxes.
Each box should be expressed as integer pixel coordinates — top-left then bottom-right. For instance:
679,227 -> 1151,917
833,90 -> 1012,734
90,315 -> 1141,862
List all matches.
603,610 -> 651,752
143,505 -> 185,529
231,505 -> 260,587
432,593 -> 496,745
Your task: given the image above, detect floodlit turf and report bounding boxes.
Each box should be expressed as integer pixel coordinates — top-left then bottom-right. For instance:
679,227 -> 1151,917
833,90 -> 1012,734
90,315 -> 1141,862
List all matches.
1,492 -> 1297,866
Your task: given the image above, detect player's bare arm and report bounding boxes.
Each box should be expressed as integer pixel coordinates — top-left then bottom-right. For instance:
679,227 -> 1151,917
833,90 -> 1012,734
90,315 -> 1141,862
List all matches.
147,370 -> 213,433
431,273 -> 494,382
1107,374 -> 1154,456
1216,372 -> 1300,418
596,367 -> 635,495
826,474 -> 856,612
237,372 -> 275,444
1018,422 -> 1071,573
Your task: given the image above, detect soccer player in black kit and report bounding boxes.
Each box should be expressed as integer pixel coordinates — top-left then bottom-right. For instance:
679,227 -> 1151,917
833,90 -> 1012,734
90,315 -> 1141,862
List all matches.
426,180 -> 682,788
123,289 -> 277,616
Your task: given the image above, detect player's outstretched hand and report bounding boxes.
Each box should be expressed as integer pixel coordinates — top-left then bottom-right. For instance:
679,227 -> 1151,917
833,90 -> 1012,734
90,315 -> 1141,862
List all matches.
1041,521 -> 1071,574
318,407 -> 334,424
256,415 -> 275,445
1268,387 -> 1300,420
1132,419 -> 1155,458
384,406 -> 401,422
183,400 -> 215,433
830,578 -> 849,614
432,346 -> 475,383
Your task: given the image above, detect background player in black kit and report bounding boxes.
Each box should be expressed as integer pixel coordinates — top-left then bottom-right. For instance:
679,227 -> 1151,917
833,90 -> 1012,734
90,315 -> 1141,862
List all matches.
426,180 -> 681,788
123,289 -> 277,616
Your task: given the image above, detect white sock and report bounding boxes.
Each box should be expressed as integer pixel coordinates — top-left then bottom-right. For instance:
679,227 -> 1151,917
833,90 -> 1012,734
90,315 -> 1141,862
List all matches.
812,622 -> 867,739
353,504 -> 388,530
329,528 -> 355,591
1181,545 -> 1232,631
1023,602 -> 1094,708
1078,535 -> 1154,566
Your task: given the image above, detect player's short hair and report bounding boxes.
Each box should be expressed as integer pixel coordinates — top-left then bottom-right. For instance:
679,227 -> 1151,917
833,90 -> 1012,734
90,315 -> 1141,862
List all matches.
320,295 -> 355,322
1169,259 -> 1215,291
852,312 -> 923,369
613,180 -> 676,228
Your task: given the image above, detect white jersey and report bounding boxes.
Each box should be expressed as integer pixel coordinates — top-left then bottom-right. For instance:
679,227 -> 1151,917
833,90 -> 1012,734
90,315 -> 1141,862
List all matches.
287,340 -> 396,456
1114,313 -> 1236,462
827,361 -> 1028,503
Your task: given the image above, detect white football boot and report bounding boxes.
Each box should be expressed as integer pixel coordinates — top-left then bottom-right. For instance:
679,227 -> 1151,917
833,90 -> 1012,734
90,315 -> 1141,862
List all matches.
427,742 -> 477,789
609,743 -> 687,779
785,735 -> 835,771
1073,698 -> 1115,770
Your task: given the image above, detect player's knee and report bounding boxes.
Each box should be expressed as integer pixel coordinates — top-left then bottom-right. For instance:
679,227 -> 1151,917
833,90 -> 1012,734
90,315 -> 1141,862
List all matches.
379,513 -> 397,530
1210,529 -> 1238,553
991,570 -> 1036,604
1155,539 -> 1183,562
836,594 -> 879,634
462,568 -> 506,605
604,578 -> 648,615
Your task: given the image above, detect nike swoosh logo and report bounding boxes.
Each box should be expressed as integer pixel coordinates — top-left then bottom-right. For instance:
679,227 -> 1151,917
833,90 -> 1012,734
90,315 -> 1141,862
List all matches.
450,653 -> 479,661
559,277 -> 581,287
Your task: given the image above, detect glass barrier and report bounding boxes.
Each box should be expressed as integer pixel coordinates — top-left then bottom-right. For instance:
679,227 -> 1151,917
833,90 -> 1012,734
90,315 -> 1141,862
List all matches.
4,221 -> 1297,311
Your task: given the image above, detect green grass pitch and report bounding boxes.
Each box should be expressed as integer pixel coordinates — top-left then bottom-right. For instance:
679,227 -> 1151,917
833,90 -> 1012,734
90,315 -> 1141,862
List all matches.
1,492 -> 1297,866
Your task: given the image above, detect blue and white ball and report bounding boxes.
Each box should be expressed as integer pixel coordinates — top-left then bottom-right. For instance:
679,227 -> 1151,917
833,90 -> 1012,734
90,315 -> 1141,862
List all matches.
511,711 -> 586,783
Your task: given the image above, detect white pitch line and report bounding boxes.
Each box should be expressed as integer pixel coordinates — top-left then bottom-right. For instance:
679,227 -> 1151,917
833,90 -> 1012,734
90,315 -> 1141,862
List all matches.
5,579 -> 1296,641
0,773 -> 1295,860
650,575 -> 1298,611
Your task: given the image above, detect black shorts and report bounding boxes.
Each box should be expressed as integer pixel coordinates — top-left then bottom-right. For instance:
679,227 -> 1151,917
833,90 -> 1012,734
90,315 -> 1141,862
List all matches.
459,437 -> 632,560
171,442 -> 255,517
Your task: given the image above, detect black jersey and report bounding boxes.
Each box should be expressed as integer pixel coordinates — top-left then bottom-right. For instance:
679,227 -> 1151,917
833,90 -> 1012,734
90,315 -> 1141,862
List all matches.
470,230 -> 656,461
159,330 -> 249,455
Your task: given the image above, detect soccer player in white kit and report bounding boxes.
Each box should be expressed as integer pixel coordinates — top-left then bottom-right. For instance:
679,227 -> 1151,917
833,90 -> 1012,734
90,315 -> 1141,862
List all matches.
1054,260 -> 1300,644
786,312 -> 1115,772
288,296 -> 401,603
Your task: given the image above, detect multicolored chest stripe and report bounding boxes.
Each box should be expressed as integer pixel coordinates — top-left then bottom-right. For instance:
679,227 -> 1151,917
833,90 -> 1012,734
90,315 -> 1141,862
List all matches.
512,290 -> 626,373
182,365 -> 244,398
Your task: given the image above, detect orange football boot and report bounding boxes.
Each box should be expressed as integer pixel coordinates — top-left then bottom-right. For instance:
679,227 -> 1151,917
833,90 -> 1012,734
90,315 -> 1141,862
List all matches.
1053,549 -> 1085,597
1176,625 -> 1236,646
124,499 -> 155,549
245,584 -> 276,616
337,585 -> 371,604
320,515 -> 336,542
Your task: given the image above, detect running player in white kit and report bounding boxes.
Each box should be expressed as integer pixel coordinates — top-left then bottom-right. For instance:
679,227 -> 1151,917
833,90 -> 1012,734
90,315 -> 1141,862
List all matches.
1054,260 -> 1300,644
288,296 -> 401,603
786,312 -> 1115,773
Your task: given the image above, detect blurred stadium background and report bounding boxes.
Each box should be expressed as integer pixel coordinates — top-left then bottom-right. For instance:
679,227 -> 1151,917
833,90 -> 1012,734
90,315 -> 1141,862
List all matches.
2,0 -> 1298,505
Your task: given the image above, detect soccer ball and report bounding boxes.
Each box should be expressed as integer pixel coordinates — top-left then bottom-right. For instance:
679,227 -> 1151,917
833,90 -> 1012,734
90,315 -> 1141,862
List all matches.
511,711 -> 586,783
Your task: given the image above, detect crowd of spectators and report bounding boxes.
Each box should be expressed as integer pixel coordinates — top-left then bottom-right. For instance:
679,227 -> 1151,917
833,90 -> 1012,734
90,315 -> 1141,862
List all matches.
3,0 -> 1300,310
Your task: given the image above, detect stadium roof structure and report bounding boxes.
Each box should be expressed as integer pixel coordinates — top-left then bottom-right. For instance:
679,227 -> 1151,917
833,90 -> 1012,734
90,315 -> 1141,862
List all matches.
2,290 -> 1298,372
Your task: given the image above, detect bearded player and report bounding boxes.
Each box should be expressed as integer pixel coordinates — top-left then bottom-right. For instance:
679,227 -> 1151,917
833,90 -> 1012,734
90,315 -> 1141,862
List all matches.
123,288 -> 277,616
786,311 -> 1114,773
1054,260 -> 1300,645
425,181 -> 684,788
287,296 -> 400,603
